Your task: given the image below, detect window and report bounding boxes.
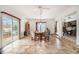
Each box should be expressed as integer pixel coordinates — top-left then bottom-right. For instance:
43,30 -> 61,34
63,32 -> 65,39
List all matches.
36,22 -> 46,32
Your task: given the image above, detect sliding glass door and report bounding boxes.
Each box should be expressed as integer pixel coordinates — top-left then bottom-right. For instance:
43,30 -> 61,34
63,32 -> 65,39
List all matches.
1,13 -> 19,47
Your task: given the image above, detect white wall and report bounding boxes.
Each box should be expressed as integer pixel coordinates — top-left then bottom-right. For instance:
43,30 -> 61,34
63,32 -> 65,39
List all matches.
77,14 -> 79,45
76,8 -> 79,45
56,16 -> 63,37
45,19 -> 55,34
30,20 -> 36,33
20,19 -> 26,37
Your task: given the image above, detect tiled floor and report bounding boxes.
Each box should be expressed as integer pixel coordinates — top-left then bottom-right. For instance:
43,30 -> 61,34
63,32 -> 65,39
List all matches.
2,35 -> 79,54
63,35 -> 76,42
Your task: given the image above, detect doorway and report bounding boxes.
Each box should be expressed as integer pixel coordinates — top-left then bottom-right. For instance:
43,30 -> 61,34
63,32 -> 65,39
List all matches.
63,20 -> 76,41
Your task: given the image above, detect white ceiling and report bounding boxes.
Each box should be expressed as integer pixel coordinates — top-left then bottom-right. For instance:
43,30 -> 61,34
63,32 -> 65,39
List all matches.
0,5 -> 77,19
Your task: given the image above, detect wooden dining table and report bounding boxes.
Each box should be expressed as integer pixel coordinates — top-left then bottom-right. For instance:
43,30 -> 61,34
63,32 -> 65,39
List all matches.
34,31 -> 46,41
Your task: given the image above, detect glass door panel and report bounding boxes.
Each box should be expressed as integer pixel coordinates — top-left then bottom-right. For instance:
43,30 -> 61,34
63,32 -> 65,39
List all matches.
12,19 -> 19,40
2,16 -> 12,47
41,23 -> 46,32
37,22 -> 46,32
37,23 -> 41,32
1,13 -> 19,48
